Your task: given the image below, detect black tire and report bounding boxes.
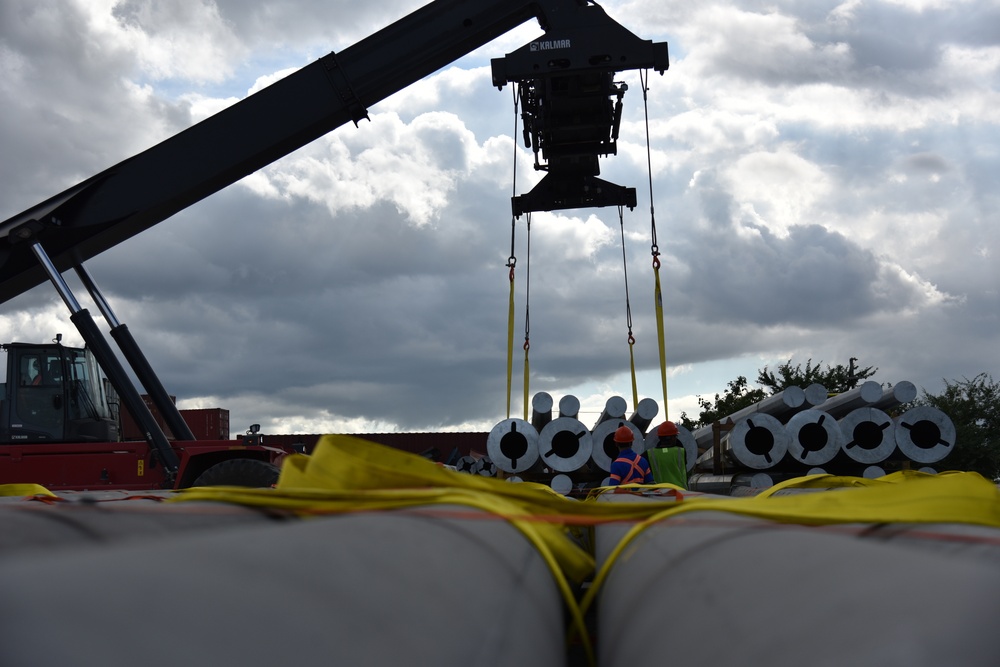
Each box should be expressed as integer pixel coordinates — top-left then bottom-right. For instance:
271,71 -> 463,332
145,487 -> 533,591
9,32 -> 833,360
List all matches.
192,458 -> 280,488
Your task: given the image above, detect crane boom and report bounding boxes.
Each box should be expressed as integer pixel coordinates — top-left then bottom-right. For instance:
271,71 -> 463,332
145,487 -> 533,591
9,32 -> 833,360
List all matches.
0,0 -> 666,305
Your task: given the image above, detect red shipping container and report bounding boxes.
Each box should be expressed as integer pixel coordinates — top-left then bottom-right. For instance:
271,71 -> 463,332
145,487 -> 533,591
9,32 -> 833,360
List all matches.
180,408 -> 230,440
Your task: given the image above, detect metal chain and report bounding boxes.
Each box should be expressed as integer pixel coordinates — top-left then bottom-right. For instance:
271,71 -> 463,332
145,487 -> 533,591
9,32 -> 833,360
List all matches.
524,213 -> 531,352
618,205 -> 635,345
640,69 -> 660,268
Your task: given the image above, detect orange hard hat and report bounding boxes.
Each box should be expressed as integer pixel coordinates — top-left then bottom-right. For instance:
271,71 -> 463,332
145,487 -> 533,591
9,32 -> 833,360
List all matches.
613,425 -> 634,443
657,421 -> 679,437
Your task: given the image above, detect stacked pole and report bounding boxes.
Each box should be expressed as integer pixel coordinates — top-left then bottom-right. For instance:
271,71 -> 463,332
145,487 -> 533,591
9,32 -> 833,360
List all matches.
688,380 -> 958,494
485,392 -> 673,494
483,382 -> 959,496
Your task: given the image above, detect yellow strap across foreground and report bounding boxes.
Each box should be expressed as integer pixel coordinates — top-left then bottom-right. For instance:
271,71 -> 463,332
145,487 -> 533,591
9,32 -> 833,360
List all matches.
172,436 -> 1000,667
177,434 -> 599,666
0,483 -> 57,497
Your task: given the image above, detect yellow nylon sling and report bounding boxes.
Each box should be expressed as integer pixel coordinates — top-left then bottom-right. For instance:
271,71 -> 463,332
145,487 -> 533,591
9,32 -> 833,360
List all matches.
640,69 -> 670,418
161,439 -> 1000,667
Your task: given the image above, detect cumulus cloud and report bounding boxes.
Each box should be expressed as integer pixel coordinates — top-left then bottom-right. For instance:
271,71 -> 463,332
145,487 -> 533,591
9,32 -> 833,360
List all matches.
107,0 -> 246,83
0,0 -> 996,435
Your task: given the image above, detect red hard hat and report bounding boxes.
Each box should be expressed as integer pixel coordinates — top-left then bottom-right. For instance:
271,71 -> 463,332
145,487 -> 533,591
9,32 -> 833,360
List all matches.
613,425 -> 634,443
657,421 -> 679,437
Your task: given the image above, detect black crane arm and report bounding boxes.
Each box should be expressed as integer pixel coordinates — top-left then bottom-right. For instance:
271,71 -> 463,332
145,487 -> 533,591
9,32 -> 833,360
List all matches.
0,0 -> 667,305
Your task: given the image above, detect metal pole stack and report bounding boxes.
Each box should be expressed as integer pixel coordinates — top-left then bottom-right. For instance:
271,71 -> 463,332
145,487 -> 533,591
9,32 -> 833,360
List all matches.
484,382 -> 957,495
688,380 -> 958,494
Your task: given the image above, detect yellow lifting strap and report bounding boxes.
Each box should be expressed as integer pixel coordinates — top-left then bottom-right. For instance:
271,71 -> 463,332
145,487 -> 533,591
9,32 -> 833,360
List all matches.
523,345 -> 530,421
653,258 -> 668,417
628,339 -> 639,410
522,214 -> 532,421
170,441 -> 1000,667
640,69 -> 669,418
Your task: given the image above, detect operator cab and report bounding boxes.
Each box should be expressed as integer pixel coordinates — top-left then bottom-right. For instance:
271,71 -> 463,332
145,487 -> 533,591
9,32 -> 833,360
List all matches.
0,341 -> 119,443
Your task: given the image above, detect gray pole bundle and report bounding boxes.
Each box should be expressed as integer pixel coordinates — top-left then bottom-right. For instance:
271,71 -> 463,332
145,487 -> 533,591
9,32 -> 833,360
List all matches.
550,473 -> 573,496
472,456 -> 497,477
455,455 -> 477,473
530,391 -> 554,431
692,387 -> 805,452
687,473 -> 739,494
628,397 -> 659,433
803,383 -> 829,408
733,472 -> 774,488
487,418 -> 540,474
871,380 -> 917,413
816,380 -> 883,419
593,395 -> 628,429
558,394 -> 580,420
590,420 -> 643,470
785,408 -> 843,466
724,413 -> 790,470
894,405 -> 956,464
863,465 -> 886,479
840,407 -> 897,464
537,416 -> 593,473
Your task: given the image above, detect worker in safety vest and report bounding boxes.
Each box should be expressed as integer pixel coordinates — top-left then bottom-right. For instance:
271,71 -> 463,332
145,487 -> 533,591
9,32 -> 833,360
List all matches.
608,424 -> 652,486
647,420 -> 688,489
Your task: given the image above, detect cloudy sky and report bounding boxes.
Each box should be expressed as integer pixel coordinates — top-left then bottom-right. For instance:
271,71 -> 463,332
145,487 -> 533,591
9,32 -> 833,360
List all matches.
0,0 -> 997,436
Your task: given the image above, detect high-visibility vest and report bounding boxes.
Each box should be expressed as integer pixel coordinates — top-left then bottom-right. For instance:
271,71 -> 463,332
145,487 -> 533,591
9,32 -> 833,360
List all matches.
648,446 -> 687,489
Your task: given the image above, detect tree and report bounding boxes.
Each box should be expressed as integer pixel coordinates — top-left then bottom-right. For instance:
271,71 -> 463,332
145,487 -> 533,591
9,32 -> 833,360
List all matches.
679,375 -> 767,430
757,358 -> 877,395
919,374 -> 1000,480
680,358 -> 876,430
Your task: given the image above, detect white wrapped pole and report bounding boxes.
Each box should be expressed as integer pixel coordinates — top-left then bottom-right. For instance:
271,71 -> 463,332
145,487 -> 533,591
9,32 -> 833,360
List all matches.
594,508 -> 1000,667
0,504 -> 570,667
